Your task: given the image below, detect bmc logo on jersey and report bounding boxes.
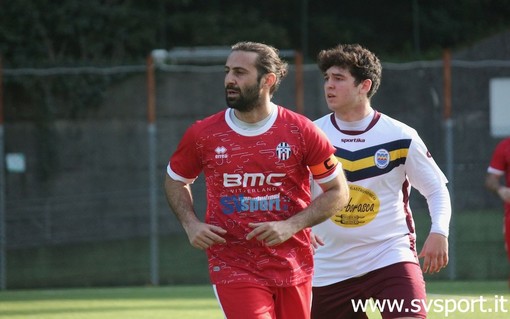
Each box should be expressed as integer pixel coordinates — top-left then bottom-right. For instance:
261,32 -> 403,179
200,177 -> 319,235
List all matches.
223,172 -> 286,187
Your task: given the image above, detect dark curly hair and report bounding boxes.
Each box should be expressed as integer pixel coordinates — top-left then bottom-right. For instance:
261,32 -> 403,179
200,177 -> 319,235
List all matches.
317,44 -> 382,99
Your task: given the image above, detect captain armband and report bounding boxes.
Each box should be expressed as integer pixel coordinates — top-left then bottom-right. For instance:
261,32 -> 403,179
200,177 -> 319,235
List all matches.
309,154 -> 339,181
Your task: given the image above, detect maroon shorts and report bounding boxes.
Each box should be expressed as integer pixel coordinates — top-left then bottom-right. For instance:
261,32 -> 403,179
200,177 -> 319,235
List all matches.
214,280 -> 312,319
311,262 -> 427,319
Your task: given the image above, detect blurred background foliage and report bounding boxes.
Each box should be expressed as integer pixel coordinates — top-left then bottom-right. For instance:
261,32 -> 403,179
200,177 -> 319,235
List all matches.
2,0 -> 510,67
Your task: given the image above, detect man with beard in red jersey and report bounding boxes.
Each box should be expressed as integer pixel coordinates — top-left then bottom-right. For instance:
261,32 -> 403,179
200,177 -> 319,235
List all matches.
164,41 -> 349,319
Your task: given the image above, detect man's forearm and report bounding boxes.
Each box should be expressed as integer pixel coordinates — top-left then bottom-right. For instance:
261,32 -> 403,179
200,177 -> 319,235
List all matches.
164,174 -> 200,230
485,173 -> 503,193
288,174 -> 349,231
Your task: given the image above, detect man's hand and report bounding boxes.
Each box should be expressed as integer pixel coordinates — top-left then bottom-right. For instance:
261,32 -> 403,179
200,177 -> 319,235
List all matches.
185,221 -> 227,250
498,186 -> 510,203
418,232 -> 449,273
310,232 -> 325,254
246,221 -> 297,246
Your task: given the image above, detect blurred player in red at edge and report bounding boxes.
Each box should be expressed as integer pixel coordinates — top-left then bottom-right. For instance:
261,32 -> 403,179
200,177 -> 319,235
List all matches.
164,41 -> 349,319
486,137 -> 510,287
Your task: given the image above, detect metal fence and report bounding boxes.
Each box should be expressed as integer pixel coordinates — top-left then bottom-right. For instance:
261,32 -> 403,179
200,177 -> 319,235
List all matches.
1,55 -> 509,289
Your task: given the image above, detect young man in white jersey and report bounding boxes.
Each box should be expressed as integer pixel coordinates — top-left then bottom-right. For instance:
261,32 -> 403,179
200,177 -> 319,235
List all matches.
310,44 -> 452,319
164,41 -> 349,319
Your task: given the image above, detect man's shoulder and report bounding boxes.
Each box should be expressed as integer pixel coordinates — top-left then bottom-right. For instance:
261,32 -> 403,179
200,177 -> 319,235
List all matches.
312,112 -> 333,127
276,105 -> 319,129
376,112 -> 418,135
190,110 -> 226,128
499,138 -> 510,146
181,110 -> 227,140
494,137 -> 510,153
277,105 -> 308,119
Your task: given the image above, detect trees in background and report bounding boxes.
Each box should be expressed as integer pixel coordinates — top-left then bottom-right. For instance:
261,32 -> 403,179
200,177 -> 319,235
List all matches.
1,0 -> 509,66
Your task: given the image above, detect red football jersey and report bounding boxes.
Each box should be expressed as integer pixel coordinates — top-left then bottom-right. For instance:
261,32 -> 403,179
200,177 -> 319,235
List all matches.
488,138 -> 510,214
168,105 -> 338,286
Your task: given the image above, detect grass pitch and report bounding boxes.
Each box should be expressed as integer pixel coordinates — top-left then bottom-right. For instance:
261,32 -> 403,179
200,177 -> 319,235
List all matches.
0,281 -> 508,318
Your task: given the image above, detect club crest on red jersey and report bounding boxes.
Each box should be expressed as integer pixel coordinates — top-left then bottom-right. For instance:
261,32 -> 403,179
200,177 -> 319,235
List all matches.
276,142 -> 291,160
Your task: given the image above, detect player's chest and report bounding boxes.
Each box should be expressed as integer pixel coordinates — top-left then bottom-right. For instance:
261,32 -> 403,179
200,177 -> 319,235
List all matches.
198,131 -> 304,172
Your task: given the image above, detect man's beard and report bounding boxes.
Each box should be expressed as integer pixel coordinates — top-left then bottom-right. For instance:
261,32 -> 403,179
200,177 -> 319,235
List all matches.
225,82 -> 262,112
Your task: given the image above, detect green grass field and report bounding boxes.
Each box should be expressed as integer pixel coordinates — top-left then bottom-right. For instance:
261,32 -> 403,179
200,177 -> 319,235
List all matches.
0,281 -> 508,319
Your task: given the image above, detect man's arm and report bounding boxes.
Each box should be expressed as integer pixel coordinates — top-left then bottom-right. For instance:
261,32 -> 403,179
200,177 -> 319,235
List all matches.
486,173 -> 510,203
246,169 -> 349,246
418,186 -> 451,274
164,174 -> 226,250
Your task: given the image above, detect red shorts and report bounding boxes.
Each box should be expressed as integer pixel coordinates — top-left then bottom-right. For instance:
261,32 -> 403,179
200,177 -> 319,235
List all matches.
311,262 -> 426,319
214,280 -> 312,319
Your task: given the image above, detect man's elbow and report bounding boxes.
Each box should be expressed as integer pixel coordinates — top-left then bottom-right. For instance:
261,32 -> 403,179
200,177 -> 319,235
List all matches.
329,176 -> 350,212
339,184 -> 350,205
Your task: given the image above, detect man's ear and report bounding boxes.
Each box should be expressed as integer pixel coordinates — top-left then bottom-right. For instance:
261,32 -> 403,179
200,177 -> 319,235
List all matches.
359,79 -> 372,95
262,73 -> 277,89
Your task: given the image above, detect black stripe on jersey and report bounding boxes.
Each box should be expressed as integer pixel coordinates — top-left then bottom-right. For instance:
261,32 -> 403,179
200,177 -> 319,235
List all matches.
334,139 -> 412,182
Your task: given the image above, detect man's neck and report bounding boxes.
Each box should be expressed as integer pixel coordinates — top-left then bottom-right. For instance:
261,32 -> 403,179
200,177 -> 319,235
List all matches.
233,99 -> 274,123
335,103 -> 373,122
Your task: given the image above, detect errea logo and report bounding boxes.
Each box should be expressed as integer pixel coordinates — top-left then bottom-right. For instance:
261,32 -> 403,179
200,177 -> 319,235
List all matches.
215,146 -> 228,159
